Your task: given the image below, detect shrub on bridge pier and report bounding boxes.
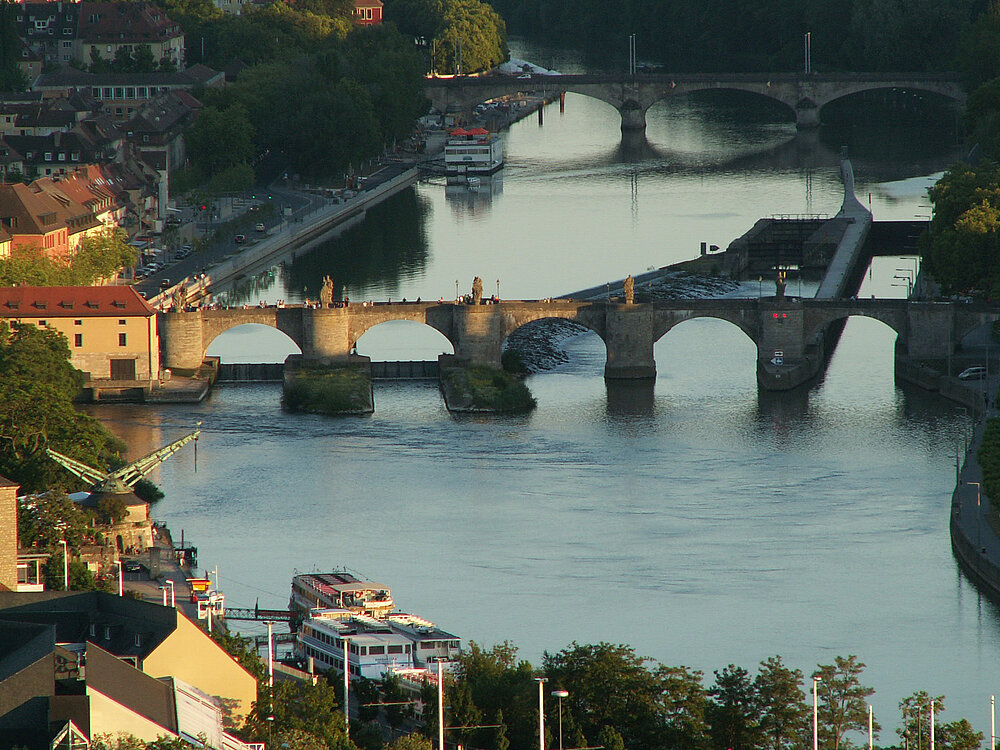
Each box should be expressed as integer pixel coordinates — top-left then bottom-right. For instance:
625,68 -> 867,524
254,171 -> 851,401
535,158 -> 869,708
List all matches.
441,365 -> 536,413
282,367 -> 373,415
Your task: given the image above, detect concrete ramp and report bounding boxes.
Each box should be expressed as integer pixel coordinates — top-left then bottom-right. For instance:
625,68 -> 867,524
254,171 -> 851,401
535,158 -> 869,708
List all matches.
815,158 -> 873,299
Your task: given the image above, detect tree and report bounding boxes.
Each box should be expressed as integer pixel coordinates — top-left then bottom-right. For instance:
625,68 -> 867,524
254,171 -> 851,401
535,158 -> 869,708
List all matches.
246,677 -> 356,750
385,734 -> 433,750
755,656 -> 808,750
812,656 -> 878,750
18,490 -> 92,549
938,718 -> 984,750
0,322 -> 125,492
708,664 -> 760,750
186,104 -> 256,176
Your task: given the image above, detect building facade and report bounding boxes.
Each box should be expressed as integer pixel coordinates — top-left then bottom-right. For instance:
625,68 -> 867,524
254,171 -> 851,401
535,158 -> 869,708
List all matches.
0,286 -> 160,385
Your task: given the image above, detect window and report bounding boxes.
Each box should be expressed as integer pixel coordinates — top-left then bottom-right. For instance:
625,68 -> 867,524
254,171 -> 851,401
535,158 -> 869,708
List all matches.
57,152 -> 65,161
74,333 -> 82,347
368,645 -> 384,655
118,332 -> 126,346
388,645 -> 403,654
73,319 -> 81,325
62,40 -> 71,48
44,152 -> 52,161
38,320 -> 45,326
118,319 -> 126,325
419,642 -> 435,650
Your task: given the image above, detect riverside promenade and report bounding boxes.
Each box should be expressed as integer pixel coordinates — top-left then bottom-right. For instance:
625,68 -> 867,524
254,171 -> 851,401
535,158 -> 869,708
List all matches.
951,377 -> 1000,595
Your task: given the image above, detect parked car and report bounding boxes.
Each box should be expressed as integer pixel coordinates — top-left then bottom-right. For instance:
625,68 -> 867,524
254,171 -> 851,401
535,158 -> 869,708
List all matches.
958,366 -> 987,380
255,222 -> 266,232
234,234 -> 247,244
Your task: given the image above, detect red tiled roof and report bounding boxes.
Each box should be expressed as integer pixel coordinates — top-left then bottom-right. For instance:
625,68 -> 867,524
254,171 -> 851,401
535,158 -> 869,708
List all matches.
354,0 -> 383,7
0,286 -> 155,318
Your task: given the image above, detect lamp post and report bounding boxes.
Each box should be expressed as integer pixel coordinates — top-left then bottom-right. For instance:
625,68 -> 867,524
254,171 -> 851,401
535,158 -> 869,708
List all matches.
115,560 -> 123,597
552,689 -> 569,750
812,676 -> 822,750
437,659 -> 445,750
868,704 -> 874,750
535,677 -> 548,750
496,279 -> 500,300
165,579 -> 175,608
990,694 -> 995,750
59,540 -> 68,591
930,698 -> 935,750
455,280 -> 459,301
343,635 -> 352,739
266,621 -> 274,689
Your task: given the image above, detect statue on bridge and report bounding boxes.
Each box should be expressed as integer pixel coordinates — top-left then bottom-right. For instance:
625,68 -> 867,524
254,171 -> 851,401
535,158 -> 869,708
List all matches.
624,275 -> 635,304
775,270 -> 786,300
172,285 -> 187,312
320,275 -> 335,307
471,276 -> 484,305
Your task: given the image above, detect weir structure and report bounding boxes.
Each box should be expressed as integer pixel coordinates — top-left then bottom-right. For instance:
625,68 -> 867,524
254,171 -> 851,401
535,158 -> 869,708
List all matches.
159,298 -> 1000,391
424,72 -> 966,131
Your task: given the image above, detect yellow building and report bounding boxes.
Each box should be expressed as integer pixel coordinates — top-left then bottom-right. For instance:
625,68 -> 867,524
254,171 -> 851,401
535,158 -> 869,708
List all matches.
0,286 -> 160,391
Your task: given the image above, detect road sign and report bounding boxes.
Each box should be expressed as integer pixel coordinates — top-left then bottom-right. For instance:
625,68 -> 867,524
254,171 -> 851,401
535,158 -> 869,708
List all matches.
771,357 -> 783,366
773,350 -> 783,357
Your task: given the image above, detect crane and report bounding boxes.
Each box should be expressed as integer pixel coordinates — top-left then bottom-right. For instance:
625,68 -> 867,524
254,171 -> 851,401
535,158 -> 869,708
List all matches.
46,423 -> 201,496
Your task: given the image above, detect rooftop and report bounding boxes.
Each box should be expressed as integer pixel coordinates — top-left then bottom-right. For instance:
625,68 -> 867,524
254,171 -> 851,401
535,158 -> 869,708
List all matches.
0,285 -> 155,318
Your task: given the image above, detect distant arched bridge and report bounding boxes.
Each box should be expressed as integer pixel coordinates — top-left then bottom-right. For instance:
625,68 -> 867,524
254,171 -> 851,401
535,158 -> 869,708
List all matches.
161,297 -> 998,391
424,72 -> 966,131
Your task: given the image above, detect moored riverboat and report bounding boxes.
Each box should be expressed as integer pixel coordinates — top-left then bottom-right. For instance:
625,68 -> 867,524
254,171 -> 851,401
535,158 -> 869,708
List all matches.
444,127 -> 504,181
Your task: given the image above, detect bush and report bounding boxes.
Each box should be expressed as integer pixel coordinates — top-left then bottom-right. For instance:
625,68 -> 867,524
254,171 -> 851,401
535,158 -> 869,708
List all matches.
282,368 -> 371,414
442,365 -> 536,413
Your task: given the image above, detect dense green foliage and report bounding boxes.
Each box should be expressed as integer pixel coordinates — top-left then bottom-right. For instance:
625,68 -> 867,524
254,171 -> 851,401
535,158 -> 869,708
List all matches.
490,0 -> 983,73
919,162 -> 1000,297
387,0 -> 507,74
442,365 -> 536,412
0,322 -> 124,492
282,367 -> 373,414
0,228 -> 138,287
978,416 -> 1000,503
171,3 -> 427,182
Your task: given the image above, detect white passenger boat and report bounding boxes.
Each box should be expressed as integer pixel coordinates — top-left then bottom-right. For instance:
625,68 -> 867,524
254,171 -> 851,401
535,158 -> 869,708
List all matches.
444,127 -> 504,179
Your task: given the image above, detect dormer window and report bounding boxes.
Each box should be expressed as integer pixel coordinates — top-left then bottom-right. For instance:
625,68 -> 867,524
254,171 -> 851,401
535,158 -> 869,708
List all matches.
103,626 -> 111,640
89,623 -> 96,637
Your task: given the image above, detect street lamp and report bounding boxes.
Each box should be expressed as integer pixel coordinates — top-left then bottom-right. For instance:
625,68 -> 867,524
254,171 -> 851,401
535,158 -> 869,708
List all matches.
535,677 -> 548,750
59,539 -> 68,591
990,694 -> 995,750
812,676 -> 822,750
552,689 -> 569,750
342,635 -> 352,739
115,560 -> 123,597
930,698 -> 935,750
868,704 -> 874,750
165,579 -> 175,608
455,279 -> 460,300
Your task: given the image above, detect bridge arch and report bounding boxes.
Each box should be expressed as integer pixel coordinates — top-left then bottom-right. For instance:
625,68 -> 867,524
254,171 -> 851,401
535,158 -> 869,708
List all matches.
205,322 -> 302,363
353,318 -> 455,360
347,305 -> 456,352
803,307 -> 907,349
652,310 -> 760,346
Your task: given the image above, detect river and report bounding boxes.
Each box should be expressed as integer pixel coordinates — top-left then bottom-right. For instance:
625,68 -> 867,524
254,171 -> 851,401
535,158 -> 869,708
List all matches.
86,42 -> 1000,736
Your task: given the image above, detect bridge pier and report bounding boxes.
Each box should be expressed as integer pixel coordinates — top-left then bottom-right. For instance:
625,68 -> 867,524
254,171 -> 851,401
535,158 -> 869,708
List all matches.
619,103 -> 647,131
604,305 -> 656,379
161,312 -> 206,372
794,104 -> 821,129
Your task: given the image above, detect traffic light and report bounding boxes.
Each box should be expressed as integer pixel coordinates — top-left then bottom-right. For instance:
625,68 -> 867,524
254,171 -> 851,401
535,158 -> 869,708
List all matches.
200,204 -> 207,210
251,193 -> 256,199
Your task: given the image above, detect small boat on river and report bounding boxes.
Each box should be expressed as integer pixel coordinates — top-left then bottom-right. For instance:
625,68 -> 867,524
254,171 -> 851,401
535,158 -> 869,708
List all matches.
444,127 -> 504,182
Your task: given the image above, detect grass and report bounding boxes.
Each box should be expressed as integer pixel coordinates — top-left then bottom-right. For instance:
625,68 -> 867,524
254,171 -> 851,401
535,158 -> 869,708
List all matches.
282,367 -> 371,414
442,365 -> 536,413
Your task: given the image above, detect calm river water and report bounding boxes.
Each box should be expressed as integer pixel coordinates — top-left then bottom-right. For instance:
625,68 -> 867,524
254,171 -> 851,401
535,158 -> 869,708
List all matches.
87,43 -> 1000,736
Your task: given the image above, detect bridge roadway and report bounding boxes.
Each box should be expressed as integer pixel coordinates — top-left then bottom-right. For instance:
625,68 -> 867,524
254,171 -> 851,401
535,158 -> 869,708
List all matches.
424,72 -> 965,131
161,297 -> 997,391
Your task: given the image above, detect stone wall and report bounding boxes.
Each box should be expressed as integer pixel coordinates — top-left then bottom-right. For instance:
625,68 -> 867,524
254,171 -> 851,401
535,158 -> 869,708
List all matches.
0,477 -> 20,592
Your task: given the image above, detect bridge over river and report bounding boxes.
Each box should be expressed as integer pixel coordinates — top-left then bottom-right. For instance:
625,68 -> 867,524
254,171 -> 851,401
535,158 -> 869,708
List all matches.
161,297 -> 998,391
424,72 -> 965,130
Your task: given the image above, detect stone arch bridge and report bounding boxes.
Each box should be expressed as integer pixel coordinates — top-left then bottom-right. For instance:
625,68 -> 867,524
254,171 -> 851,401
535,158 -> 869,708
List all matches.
161,298 -> 999,390
425,72 -> 965,131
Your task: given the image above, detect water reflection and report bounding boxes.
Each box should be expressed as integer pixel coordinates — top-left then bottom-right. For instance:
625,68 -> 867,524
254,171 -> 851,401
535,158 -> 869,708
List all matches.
444,174 -> 504,218
605,379 -> 656,418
